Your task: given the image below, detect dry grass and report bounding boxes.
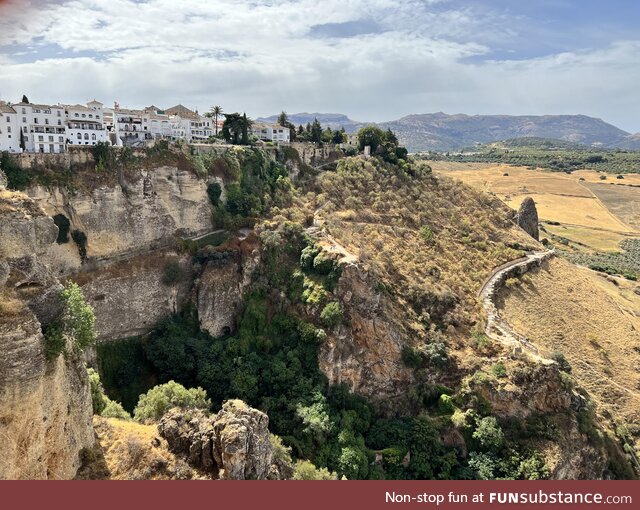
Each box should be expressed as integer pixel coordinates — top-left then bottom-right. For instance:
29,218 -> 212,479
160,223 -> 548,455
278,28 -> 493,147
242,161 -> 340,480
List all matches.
80,416 -> 204,480
584,182 -> 640,232
307,157 -> 538,336
542,224 -> 629,253
498,257 -> 640,436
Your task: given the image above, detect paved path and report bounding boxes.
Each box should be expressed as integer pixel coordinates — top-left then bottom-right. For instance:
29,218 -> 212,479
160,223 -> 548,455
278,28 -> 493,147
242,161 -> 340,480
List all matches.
478,250 -> 555,363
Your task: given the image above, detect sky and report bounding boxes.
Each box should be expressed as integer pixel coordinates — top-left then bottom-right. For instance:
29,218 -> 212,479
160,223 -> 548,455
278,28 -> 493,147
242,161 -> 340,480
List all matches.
0,0 -> 639,132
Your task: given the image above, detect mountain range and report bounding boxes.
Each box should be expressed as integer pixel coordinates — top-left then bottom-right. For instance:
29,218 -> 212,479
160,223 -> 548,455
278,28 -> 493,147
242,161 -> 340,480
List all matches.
258,112 -> 640,152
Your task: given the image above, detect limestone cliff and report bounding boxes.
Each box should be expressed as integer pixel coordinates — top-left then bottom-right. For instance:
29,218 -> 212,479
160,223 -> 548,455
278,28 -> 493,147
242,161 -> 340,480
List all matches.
0,182 -> 94,479
27,165 -> 213,273
319,262 -> 414,404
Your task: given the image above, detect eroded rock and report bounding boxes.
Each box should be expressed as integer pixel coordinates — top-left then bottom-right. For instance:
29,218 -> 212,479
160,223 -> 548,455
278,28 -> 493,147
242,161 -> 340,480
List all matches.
516,197 -> 539,241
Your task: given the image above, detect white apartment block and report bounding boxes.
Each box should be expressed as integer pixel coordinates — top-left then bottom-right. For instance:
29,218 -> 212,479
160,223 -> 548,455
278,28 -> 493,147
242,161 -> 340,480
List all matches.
15,102 -> 66,153
64,100 -> 108,147
0,103 -> 20,153
251,122 -> 290,143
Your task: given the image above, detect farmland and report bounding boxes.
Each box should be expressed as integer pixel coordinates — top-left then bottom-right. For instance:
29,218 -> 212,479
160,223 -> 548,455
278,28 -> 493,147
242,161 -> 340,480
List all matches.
431,161 -> 640,278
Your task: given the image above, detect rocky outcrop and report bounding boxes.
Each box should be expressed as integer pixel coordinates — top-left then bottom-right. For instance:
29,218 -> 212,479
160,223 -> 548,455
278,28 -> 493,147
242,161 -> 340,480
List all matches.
319,262 -> 414,404
516,197 -> 539,241
74,251 -> 193,341
195,237 -> 261,338
27,165 -> 213,271
158,400 -> 286,479
0,189 -> 94,479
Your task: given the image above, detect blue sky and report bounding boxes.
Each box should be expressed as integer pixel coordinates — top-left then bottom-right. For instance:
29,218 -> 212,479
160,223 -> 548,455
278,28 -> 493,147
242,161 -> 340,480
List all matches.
0,0 -> 639,132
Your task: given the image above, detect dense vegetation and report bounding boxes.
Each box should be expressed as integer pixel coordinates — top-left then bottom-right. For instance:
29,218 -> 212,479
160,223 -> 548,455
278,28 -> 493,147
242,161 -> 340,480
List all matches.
422,138 -> 640,174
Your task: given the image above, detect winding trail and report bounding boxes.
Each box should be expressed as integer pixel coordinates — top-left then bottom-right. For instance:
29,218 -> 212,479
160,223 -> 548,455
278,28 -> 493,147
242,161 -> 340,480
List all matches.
478,250 -> 555,363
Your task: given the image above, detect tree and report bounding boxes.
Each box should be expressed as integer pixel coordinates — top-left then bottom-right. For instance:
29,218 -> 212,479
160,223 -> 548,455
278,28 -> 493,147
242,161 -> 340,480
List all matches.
277,111 -> 289,126
19,130 -> 25,151
221,112 -> 252,145
21,94 -> 29,104
133,381 -> 211,423
357,126 -> 385,153
332,128 -> 345,144
43,281 -> 96,360
241,112 -> 250,145
310,118 -> 323,144
209,105 -> 223,135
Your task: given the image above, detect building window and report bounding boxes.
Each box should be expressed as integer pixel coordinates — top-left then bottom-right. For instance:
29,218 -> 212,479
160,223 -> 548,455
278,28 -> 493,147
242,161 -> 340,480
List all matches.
34,118 -> 39,124
22,117 -> 26,123
75,113 -> 79,117
49,144 -> 54,152
39,144 -> 44,152
38,135 -> 44,142
45,119 -> 49,125
7,127 -> 11,133
57,111 -> 61,116
22,108 -> 26,114
58,120 -> 62,125
49,136 -> 54,142
5,117 -> 9,123
24,136 -> 28,141
84,133 -> 89,140
81,114 -> 86,118
59,136 -> 64,142
96,115 -> 100,119
77,133 -> 82,139
23,126 -> 27,133
92,134 -> 96,140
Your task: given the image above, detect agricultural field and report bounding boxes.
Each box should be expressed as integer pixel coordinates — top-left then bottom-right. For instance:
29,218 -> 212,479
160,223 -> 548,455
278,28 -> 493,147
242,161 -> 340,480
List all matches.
431,160 -> 640,278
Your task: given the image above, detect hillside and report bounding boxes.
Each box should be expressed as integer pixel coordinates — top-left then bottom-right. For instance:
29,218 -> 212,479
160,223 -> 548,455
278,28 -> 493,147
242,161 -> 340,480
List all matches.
381,113 -> 637,152
257,113 -> 367,133
1,145 -> 638,480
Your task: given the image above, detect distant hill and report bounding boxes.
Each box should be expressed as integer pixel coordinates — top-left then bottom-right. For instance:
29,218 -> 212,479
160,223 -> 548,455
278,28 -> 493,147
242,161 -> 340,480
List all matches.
379,113 -> 639,152
256,113 -> 368,133
261,112 -> 640,152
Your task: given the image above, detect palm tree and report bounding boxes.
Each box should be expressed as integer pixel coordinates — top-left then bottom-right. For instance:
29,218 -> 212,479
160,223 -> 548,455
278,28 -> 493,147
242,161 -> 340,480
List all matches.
210,105 -> 223,136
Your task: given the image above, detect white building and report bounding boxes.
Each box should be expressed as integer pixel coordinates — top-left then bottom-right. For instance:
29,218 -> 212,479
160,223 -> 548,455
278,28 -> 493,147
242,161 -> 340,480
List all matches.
0,103 -> 20,153
63,100 -> 108,147
251,122 -> 290,143
13,102 -> 66,153
144,106 -> 172,139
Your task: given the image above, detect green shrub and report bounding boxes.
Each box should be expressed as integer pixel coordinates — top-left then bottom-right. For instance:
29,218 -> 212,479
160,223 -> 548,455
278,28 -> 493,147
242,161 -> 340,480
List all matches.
312,252 -> 335,275
43,322 -> 66,360
300,245 -> 320,271
423,341 -> 449,368
401,346 -> 423,368
473,416 -> 504,451
101,399 -> 132,420
206,182 -> 222,206
162,260 -> 185,286
133,381 -> 211,423
551,352 -> 572,373
320,302 -> 343,328
421,225 -> 434,243
491,361 -> 507,378
1,151 -> 30,190
293,460 -> 338,480
88,367 -> 108,415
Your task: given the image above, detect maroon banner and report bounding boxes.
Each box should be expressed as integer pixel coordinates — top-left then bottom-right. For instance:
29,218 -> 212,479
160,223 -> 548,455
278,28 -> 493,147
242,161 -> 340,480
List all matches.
1,480 -> 638,510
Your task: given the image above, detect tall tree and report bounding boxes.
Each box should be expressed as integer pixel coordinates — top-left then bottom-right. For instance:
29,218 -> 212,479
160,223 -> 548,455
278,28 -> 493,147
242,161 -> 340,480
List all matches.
19,130 -> 25,151
21,94 -> 29,104
277,111 -> 289,126
209,105 -> 223,136
241,112 -> 250,145
310,118 -> 323,144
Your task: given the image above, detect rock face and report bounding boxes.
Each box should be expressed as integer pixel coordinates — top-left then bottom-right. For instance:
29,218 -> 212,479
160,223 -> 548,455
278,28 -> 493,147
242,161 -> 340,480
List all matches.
74,251 -> 193,341
158,400 -> 285,479
196,237 -> 261,338
516,197 -> 539,241
27,165 -> 213,272
319,262 -> 414,405
0,190 -> 94,479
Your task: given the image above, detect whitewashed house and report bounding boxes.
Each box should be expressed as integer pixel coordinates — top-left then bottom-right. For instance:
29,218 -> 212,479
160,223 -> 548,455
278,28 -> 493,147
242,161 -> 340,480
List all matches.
13,102 -> 66,153
64,100 -> 108,147
251,122 -> 290,143
0,103 -> 20,153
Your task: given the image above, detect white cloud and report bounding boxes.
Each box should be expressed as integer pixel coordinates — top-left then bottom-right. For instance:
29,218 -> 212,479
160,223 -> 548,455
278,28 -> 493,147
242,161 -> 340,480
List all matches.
0,0 -> 638,132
